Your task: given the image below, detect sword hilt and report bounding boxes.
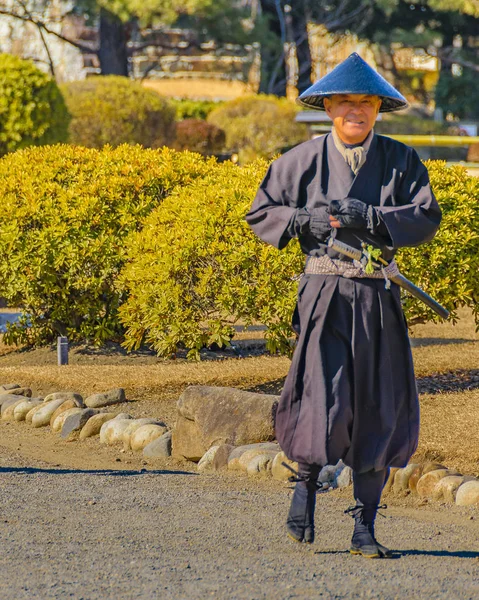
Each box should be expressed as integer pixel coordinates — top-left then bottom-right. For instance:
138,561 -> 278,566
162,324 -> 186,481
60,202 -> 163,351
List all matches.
328,237 -> 363,262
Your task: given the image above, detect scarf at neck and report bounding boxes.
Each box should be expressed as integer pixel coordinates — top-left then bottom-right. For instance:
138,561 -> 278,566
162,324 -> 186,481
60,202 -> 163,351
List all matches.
331,127 -> 374,175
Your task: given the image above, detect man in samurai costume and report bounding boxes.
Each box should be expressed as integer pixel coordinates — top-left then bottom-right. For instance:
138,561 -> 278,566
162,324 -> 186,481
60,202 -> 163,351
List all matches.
245,53 -> 441,558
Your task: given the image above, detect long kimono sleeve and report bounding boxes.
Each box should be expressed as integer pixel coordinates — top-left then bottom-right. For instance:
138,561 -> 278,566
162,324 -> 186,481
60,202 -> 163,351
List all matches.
245,153 -> 308,249
376,150 -> 441,249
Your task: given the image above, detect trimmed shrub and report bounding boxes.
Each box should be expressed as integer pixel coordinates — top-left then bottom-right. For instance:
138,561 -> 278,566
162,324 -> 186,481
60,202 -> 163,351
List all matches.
398,161 -> 479,327
61,76 -> 175,148
170,98 -> 223,121
119,159 -> 303,359
173,119 -> 226,155
207,95 -> 308,163
120,159 -> 479,358
0,53 -> 70,155
0,144 -> 213,346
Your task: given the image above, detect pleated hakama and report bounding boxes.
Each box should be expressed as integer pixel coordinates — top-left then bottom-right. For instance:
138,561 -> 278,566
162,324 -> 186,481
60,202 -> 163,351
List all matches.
275,275 -> 419,473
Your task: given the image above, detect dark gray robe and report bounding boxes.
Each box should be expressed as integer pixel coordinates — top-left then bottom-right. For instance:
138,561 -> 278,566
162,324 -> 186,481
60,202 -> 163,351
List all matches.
245,133 -> 441,473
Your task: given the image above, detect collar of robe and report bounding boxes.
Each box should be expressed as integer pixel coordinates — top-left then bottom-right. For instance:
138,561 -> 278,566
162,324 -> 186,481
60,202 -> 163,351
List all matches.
331,127 -> 374,175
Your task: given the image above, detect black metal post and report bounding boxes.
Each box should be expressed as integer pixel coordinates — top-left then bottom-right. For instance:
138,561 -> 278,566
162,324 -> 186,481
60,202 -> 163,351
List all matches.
57,336 -> 69,366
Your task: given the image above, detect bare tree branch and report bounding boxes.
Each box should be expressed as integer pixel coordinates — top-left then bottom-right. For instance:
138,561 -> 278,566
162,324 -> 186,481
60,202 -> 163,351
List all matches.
0,8 -> 96,53
14,0 -> 55,77
437,49 -> 479,73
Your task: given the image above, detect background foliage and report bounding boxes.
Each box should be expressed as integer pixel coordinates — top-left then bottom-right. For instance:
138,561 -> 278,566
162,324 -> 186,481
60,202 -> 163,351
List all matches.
207,95 -> 309,164
170,99 -> 224,121
173,119 -> 225,155
0,53 -> 70,156
61,76 -> 176,148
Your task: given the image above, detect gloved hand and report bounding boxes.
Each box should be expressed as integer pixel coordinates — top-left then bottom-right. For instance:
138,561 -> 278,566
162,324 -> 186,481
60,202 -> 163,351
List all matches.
329,198 -> 369,229
309,206 -> 331,239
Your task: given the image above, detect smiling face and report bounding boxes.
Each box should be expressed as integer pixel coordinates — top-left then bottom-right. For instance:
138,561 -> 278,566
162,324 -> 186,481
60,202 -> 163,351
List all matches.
323,94 -> 381,145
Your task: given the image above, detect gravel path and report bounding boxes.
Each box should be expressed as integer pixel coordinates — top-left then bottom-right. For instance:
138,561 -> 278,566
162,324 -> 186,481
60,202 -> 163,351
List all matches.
1,447 -> 478,600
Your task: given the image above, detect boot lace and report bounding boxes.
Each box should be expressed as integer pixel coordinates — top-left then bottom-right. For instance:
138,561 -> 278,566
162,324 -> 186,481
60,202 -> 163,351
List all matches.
281,462 -> 325,491
344,504 -> 388,519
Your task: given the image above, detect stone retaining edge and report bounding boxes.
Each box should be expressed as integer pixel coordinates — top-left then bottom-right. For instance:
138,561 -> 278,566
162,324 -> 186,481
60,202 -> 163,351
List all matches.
1,384 -> 478,506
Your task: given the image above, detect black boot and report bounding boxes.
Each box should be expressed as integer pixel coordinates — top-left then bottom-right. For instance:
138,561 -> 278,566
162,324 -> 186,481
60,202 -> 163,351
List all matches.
345,503 -> 391,558
285,463 -> 321,544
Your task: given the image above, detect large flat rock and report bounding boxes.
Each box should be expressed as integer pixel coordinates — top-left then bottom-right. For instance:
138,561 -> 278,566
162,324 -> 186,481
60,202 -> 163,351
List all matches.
172,386 -> 279,461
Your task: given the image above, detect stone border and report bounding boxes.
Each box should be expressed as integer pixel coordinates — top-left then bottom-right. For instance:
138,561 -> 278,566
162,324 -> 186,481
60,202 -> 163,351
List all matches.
1,383 -> 478,506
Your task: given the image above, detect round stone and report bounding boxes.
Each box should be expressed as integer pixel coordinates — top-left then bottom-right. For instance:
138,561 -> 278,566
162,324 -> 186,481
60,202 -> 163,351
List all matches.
383,468 -> 400,494
238,448 -> 279,472
433,476 -> 475,503
2,398 -> 28,421
51,408 -> 83,433
13,399 -> 43,422
416,469 -> 461,498
393,463 -> 420,493
246,453 -> 274,477
49,400 -> 78,427
198,446 -> 221,472
79,413 -> 116,440
43,392 -> 84,407
130,424 -> 168,452
408,464 -> 425,492
456,480 -> 479,506
271,451 -> 298,482
121,419 -> 161,450
100,418 -> 136,445
32,399 -> 70,428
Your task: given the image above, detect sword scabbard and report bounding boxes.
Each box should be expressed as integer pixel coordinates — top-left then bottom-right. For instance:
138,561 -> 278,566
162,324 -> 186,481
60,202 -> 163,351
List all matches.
327,237 -> 449,320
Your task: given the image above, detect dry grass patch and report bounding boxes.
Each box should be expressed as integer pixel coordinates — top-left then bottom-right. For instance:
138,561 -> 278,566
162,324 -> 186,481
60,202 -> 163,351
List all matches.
412,390 -> 479,477
411,342 -> 479,377
0,356 -> 290,425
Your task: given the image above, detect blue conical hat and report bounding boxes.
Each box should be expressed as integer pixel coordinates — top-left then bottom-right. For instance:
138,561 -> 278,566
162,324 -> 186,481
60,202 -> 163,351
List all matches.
297,53 -> 407,113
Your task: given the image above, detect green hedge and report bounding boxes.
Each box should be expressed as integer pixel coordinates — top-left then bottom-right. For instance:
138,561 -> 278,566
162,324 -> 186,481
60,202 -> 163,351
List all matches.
120,160 -> 479,357
0,143 -> 476,356
0,53 -> 70,155
119,159 -> 303,359
0,144 -> 213,346
397,161 -> 479,326
207,95 -> 308,164
61,76 -> 176,148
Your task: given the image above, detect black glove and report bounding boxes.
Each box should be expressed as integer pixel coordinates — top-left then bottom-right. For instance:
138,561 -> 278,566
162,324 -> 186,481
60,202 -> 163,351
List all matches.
308,206 -> 331,240
329,198 -> 369,229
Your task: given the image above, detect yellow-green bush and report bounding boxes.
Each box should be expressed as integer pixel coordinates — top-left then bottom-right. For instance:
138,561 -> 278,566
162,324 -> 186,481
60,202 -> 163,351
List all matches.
0,144 -> 214,346
61,76 -> 175,148
120,159 -> 479,358
119,160 -> 303,359
207,95 -> 308,164
170,98 -> 223,121
398,162 -> 479,326
0,54 -> 70,155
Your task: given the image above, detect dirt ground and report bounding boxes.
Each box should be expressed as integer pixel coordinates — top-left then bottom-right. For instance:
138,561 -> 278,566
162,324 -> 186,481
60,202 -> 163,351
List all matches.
1,442 -> 479,600
1,311 -> 479,599
0,308 -> 478,475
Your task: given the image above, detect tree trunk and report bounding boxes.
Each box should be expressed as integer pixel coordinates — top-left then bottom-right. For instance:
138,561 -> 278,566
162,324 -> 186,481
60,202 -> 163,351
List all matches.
258,0 -> 287,96
290,5 -> 312,93
98,8 -> 128,76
